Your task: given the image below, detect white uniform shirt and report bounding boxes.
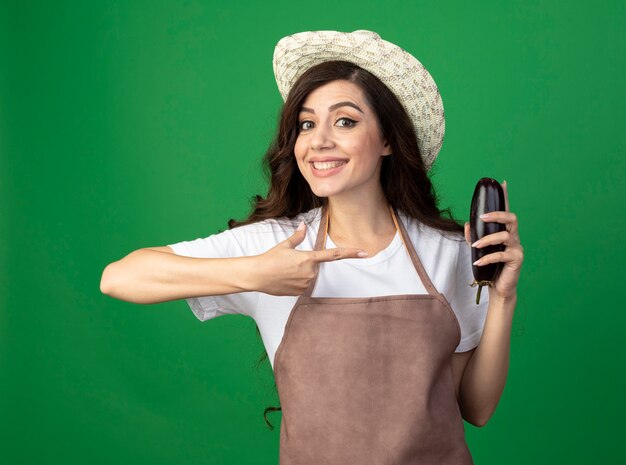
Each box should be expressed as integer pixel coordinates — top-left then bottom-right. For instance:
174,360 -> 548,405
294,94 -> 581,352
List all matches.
168,206 -> 489,371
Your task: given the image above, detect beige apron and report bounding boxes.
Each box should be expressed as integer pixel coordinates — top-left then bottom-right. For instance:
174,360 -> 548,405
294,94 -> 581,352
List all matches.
273,203 -> 473,465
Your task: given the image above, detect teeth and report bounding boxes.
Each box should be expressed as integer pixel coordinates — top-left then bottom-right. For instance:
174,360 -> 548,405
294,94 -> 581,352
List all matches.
312,161 -> 347,170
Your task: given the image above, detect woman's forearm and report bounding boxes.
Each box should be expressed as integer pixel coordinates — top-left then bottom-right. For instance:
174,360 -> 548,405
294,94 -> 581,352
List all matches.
100,249 -> 257,305
459,292 -> 517,426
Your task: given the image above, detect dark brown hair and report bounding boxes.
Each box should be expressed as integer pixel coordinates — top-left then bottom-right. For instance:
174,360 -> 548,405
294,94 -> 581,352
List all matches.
224,60 -> 464,429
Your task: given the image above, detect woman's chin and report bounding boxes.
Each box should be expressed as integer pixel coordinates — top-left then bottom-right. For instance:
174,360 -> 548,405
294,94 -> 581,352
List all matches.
309,185 -> 343,199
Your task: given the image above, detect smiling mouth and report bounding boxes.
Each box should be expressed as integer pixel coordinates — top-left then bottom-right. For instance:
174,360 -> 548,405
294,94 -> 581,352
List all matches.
310,160 -> 348,170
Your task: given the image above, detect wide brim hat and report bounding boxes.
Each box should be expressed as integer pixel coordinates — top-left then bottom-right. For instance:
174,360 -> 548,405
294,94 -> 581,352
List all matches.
272,30 -> 445,171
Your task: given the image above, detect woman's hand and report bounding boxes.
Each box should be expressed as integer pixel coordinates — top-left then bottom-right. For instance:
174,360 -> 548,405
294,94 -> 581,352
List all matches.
464,180 -> 524,301
249,222 -> 368,296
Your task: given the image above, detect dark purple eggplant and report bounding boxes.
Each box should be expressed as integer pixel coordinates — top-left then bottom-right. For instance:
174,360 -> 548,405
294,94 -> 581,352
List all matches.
469,178 -> 506,304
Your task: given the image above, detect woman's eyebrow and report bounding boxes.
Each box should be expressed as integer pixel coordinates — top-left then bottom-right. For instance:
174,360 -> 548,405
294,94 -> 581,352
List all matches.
300,101 -> 364,114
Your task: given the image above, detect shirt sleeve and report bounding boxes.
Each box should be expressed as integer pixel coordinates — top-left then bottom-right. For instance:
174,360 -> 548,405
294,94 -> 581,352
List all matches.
449,240 -> 489,352
167,228 -> 260,322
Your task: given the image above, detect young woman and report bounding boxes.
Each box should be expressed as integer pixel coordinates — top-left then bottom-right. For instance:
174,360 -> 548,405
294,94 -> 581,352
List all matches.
101,30 -> 524,464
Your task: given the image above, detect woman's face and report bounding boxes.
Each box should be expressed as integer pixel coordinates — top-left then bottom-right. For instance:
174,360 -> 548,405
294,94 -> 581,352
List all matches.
294,79 -> 391,201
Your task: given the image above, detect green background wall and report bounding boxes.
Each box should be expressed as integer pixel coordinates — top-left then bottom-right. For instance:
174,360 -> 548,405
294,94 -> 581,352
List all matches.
1,1 -> 624,463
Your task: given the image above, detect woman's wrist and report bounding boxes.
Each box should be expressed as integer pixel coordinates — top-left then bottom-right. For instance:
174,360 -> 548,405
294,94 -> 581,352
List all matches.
238,255 -> 264,293
488,288 -> 517,306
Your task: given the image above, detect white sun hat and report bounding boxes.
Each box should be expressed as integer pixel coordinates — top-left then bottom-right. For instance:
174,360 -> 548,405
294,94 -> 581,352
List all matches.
272,29 -> 446,171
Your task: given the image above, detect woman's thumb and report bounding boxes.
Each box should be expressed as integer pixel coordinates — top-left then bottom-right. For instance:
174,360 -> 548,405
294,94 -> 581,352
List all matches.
464,222 -> 472,246
285,221 -> 307,248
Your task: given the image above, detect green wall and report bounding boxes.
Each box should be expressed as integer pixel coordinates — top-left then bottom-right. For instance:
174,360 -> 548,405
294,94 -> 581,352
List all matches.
1,1 -> 624,463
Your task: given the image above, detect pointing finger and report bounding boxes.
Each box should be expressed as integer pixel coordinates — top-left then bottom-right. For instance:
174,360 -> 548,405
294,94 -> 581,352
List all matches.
311,247 -> 369,263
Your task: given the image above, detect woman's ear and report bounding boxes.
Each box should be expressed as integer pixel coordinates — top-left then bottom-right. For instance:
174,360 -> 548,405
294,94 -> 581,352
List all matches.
382,141 -> 392,156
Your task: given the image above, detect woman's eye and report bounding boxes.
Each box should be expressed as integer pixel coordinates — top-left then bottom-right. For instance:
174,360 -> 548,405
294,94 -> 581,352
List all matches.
336,118 -> 357,128
299,121 -> 314,131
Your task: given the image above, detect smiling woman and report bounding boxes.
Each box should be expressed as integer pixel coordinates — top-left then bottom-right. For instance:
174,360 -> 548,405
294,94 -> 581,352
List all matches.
102,29 -> 523,465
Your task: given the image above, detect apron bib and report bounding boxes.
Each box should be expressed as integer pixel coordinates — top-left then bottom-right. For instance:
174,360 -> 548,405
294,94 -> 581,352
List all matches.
273,204 -> 472,465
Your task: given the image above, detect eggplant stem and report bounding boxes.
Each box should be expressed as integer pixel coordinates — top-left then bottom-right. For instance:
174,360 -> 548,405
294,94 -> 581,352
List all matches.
470,279 -> 493,305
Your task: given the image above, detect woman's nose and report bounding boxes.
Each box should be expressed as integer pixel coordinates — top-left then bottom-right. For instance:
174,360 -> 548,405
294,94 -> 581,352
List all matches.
310,123 -> 335,151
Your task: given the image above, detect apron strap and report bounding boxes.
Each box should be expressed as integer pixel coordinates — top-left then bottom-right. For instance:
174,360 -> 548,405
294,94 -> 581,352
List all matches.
392,205 -> 439,296
303,204 -> 330,298
303,203 -> 439,297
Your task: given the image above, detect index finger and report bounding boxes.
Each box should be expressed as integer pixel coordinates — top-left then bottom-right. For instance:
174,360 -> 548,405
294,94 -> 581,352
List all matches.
310,247 -> 368,262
